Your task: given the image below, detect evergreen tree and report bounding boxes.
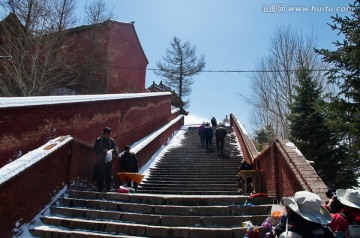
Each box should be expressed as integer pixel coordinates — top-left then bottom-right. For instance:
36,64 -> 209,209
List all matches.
288,67 -> 355,188
316,0 -> 360,187
253,124 -> 276,151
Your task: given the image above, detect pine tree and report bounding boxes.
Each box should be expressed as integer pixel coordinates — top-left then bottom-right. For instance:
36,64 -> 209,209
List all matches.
288,67 -> 356,188
316,0 -> 360,187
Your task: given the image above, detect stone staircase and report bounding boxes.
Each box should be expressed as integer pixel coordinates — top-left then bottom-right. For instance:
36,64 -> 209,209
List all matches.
30,126 -> 274,238
30,191 -> 274,238
139,126 -> 243,195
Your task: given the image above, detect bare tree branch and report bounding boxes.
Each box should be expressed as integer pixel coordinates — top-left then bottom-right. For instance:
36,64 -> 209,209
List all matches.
243,25 -> 327,138
84,0 -> 114,24
0,1 -> 79,96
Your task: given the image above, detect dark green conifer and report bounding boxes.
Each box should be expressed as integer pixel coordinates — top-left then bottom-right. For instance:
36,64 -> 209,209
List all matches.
288,67 -> 355,188
316,0 -> 359,187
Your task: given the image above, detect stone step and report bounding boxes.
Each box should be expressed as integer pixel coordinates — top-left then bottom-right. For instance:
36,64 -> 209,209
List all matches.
145,172 -> 237,177
150,164 -> 239,168
39,216 -> 268,238
139,183 -> 238,189
155,155 -> 243,159
151,162 -> 241,166
141,179 -> 236,184
49,206 -> 270,227
30,225 -> 139,238
66,190 -> 275,206
143,177 -> 237,182
148,168 -> 238,173
144,174 -> 237,179
137,190 -> 241,195
147,168 -> 238,173
156,156 -> 241,161
56,197 -> 272,216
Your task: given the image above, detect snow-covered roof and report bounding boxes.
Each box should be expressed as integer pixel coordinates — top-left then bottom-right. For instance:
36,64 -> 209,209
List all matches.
0,92 -> 171,108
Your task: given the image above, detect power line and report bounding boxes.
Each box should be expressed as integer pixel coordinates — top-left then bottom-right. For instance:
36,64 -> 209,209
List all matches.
99,64 -> 330,73
147,68 -> 329,73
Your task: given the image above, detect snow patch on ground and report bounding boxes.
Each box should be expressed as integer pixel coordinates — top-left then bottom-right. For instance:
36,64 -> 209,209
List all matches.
140,126 -> 188,179
13,186 -> 68,237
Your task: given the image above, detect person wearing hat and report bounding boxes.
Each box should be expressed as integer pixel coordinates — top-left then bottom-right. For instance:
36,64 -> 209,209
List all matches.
94,127 -> 118,192
274,191 -> 335,238
323,188 -> 344,214
327,189 -> 360,236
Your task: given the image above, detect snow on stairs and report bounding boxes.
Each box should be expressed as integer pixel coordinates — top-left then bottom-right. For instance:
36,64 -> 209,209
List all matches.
138,126 -> 244,195
30,190 -> 275,238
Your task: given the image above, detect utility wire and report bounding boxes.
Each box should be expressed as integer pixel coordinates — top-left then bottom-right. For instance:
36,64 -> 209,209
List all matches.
147,68 -> 328,73
98,64 -> 330,73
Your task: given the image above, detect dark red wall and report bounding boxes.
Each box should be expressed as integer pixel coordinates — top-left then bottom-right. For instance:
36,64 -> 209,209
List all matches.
106,22 -> 148,93
0,93 -> 173,168
66,21 -> 148,94
0,93 -> 183,238
0,141 -> 72,238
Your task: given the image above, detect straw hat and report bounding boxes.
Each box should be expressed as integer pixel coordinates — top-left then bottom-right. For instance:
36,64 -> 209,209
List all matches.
336,189 -> 360,209
281,191 -> 332,225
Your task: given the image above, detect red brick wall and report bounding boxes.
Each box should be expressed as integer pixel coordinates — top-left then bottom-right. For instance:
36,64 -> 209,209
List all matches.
67,115 -> 185,189
0,93 -> 172,168
0,107 -> 183,238
106,22 -> 148,93
230,114 -> 328,201
66,21 -> 148,94
256,141 -> 304,198
0,141 -> 72,238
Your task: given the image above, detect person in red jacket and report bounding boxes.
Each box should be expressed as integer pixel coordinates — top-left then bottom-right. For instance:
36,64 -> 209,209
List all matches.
327,189 -> 360,237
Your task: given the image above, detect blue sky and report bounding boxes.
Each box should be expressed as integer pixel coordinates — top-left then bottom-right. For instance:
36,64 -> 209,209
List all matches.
93,0 -> 352,134
2,0 -> 354,134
